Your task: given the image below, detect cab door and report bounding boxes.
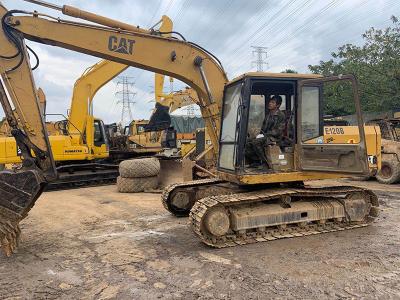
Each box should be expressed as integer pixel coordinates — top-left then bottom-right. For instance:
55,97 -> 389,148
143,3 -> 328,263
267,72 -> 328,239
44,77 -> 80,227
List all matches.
297,75 -> 369,174
92,120 -> 109,158
218,80 -> 244,172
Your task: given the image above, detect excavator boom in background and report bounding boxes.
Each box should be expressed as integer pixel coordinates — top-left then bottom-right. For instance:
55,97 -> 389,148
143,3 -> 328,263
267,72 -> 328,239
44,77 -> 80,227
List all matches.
0,1 -> 379,256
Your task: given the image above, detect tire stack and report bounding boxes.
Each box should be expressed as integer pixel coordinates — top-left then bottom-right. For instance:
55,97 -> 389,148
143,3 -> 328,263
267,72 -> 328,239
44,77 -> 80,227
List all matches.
117,158 -> 160,193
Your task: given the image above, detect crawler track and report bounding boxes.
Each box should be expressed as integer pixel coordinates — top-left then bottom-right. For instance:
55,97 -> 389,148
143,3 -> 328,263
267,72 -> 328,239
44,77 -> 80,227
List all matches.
189,186 -> 379,248
46,164 -> 119,191
161,178 -> 225,216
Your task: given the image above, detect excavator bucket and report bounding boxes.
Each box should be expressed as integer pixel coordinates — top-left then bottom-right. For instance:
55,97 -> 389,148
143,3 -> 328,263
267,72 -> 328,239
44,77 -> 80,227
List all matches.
158,159 -> 185,187
0,169 -> 46,256
144,103 -> 171,132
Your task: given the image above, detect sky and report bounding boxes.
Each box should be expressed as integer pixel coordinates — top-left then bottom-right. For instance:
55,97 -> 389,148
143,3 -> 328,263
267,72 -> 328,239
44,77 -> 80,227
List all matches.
1,0 -> 399,124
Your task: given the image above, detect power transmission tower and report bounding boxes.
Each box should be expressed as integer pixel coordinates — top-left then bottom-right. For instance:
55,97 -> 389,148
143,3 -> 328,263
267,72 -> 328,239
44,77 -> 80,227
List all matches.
116,76 -> 136,126
251,46 -> 268,71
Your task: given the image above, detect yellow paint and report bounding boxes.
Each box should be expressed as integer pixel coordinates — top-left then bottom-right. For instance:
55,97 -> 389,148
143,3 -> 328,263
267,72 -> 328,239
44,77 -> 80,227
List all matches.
218,170 -> 360,185
181,143 -> 196,157
306,125 -> 381,171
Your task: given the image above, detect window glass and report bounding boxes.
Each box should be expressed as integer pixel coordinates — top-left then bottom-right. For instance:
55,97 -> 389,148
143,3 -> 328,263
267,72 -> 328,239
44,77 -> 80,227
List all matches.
220,83 -> 241,143
302,80 -> 359,144
279,95 -> 286,110
248,95 -> 265,138
94,122 -> 102,142
301,86 -> 320,141
219,144 -> 236,170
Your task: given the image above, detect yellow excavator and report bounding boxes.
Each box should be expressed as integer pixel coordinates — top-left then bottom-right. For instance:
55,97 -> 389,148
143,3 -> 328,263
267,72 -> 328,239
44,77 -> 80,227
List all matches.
0,1 -> 379,256
118,88 -> 197,156
111,75 -> 197,157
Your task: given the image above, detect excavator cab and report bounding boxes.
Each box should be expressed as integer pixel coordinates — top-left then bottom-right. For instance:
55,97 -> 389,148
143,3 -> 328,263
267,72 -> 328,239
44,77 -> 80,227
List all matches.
217,73 -> 370,183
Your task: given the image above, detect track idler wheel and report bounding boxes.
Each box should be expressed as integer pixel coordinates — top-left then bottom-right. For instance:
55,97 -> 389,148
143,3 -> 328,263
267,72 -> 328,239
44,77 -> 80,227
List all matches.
0,169 -> 45,256
168,190 -> 197,217
203,207 -> 230,237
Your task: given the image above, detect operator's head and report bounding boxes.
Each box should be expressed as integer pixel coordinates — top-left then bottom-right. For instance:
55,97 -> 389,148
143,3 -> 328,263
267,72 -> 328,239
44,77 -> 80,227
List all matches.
268,95 -> 282,110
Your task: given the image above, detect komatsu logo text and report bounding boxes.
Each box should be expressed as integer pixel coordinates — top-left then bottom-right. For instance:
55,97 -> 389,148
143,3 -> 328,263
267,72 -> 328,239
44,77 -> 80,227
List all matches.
108,36 -> 135,55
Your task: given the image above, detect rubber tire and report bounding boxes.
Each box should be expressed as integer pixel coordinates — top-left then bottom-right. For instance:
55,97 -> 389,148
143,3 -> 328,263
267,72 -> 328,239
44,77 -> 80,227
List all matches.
119,158 -> 160,178
376,160 -> 400,184
117,176 -> 159,193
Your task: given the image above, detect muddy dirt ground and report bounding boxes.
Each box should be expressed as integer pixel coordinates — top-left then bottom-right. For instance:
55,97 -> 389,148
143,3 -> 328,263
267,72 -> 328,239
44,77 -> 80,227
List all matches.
1,179 -> 399,299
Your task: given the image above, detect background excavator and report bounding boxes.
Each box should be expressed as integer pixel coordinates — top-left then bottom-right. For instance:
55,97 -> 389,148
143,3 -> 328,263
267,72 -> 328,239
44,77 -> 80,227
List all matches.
366,117 -> 400,183
0,1 -> 379,256
108,80 -> 197,158
0,15 -> 181,188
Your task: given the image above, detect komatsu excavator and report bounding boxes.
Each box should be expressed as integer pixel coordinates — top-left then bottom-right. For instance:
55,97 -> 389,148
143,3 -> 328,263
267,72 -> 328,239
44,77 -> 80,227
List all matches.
0,15 -> 175,188
0,1 -> 379,256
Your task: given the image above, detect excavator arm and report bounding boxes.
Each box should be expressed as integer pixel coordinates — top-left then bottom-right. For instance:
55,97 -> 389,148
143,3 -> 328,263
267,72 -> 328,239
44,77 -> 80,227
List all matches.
161,88 -> 198,114
0,1 -> 227,256
68,60 -> 127,136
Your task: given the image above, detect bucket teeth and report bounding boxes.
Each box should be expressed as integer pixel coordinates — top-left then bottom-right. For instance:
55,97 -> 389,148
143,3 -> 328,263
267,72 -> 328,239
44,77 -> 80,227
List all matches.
0,169 -> 45,256
0,222 -> 20,257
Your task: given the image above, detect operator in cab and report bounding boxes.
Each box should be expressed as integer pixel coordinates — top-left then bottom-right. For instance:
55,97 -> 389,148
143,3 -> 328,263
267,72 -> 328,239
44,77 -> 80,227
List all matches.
245,95 -> 286,169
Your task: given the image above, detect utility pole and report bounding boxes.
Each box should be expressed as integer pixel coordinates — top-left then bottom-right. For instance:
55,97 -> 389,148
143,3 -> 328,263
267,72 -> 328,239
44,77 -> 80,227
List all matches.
251,46 -> 268,72
116,76 -> 136,127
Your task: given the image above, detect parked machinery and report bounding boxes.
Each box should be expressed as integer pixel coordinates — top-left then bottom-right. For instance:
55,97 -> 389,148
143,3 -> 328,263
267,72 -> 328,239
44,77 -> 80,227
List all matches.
0,1 -> 379,255
366,118 -> 400,183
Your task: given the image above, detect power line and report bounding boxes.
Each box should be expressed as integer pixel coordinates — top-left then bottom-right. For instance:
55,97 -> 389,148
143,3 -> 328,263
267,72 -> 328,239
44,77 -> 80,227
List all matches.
146,0 -> 163,27
223,0 -> 309,74
227,0 -> 348,74
116,76 -> 136,126
223,0 -> 299,62
266,0 -> 399,65
251,46 -> 268,71
163,0 -> 174,15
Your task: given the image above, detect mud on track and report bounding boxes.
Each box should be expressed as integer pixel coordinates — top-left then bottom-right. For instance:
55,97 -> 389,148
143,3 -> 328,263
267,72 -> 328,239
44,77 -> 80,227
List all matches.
0,179 -> 399,299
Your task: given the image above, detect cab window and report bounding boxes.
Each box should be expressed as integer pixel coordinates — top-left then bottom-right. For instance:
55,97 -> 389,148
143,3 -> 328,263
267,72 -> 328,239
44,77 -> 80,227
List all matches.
219,82 -> 242,170
301,80 -> 359,145
94,120 -> 106,146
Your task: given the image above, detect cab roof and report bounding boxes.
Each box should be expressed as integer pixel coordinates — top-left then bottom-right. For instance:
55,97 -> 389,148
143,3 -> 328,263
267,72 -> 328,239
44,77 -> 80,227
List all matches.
228,72 -> 322,85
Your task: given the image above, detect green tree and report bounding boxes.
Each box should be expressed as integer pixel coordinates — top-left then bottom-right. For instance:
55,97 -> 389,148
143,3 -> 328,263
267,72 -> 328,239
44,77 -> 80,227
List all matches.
309,16 -> 400,116
281,69 -> 298,73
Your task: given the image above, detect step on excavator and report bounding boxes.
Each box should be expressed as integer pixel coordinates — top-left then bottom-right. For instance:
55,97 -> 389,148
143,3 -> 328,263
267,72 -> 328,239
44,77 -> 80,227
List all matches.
0,0 -> 379,256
